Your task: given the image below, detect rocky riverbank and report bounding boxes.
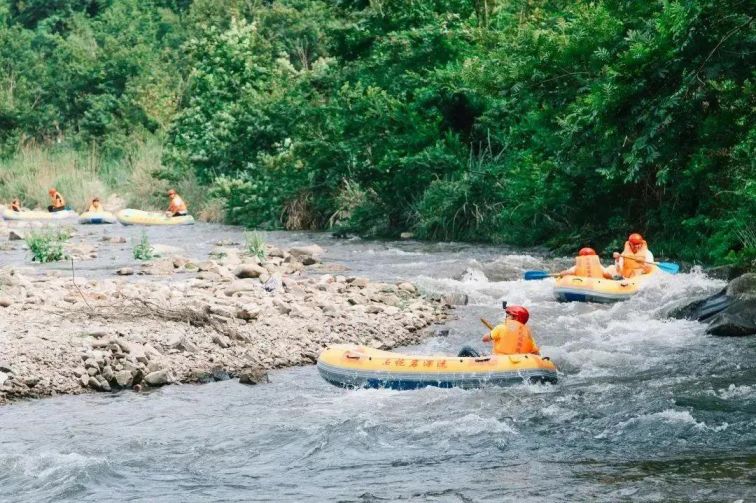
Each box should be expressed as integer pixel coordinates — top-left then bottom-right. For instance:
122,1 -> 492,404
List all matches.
0,237 -> 449,404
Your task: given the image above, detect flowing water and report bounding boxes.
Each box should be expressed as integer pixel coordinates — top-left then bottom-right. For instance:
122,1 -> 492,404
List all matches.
1,225 -> 754,502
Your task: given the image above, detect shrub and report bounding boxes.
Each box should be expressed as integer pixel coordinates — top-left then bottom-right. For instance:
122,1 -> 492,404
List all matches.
244,231 -> 266,262
132,232 -> 155,260
25,228 -> 70,263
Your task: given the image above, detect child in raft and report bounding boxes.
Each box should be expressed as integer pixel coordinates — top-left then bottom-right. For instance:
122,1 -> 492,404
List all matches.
87,197 -> 104,212
166,189 -> 188,217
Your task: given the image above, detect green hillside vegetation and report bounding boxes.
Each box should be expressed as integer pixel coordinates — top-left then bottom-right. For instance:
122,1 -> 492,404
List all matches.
1,0 -> 753,265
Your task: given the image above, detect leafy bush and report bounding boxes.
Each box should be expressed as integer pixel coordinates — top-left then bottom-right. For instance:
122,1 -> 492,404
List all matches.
25,229 -> 70,263
132,232 -> 154,261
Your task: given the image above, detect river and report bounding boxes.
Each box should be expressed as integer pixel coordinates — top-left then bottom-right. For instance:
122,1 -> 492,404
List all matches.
1,226 -> 754,502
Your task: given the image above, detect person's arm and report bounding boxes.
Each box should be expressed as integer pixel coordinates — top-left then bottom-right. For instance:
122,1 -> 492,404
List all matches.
558,265 -> 576,276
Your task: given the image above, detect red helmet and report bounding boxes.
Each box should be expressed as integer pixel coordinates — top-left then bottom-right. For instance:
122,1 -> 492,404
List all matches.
628,233 -> 644,245
505,305 -> 529,324
48,188 -> 57,195
579,247 -> 596,256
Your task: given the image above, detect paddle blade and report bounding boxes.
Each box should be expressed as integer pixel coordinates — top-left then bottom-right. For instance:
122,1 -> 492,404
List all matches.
657,262 -> 680,274
523,270 -> 551,280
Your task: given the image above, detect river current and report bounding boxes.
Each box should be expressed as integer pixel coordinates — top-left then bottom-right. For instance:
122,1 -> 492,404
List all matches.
1,226 -> 754,502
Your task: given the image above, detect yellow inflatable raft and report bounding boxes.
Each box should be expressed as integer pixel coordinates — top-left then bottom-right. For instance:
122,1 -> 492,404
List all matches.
116,209 -> 195,226
317,344 -> 557,390
553,266 -> 658,303
1,208 -> 78,221
79,211 -> 117,224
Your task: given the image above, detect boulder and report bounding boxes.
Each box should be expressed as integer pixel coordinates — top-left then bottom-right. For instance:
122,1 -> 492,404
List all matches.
706,299 -> 756,337
0,297 -> 12,308
114,370 -> 133,388
289,244 -> 324,261
727,273 -> 756,300
238,368 -> 270,385
347,277 -> 369,288
8,230 -> 24,241
397,282 -> 417,294
233,263 -> 267,279
144,370 -> 169,387
400,232 -> 415,240
116,267 -> 135,276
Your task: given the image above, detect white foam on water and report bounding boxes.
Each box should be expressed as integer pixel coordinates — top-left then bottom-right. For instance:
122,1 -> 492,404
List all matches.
413,413 -> 518,436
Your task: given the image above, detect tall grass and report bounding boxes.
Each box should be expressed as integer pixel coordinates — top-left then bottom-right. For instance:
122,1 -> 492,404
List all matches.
0,141 -> 225,222
0,146 -> 110,212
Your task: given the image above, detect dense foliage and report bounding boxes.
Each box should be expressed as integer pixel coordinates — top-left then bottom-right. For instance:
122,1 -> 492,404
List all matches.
1,0 -> 753,265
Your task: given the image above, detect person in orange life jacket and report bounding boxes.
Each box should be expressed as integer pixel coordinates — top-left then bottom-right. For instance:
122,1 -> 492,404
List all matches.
9,198 -> 21,212
557,247 -> 613,279
166,189 -> 188,217
458,303 -> 540,357
611,233 -> 654,278
47,188 -> 65,212
87,197 -> 104,213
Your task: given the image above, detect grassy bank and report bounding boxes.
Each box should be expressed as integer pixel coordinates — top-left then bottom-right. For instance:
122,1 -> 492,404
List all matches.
0,143 -> 223,221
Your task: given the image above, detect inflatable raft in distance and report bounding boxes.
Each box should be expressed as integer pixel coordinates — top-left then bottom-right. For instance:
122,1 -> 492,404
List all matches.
1,208 -> 78,221
317,344 -> 557,390
79,211 -> 117,224
553,266 -> 658,303
116,208 -> 195,226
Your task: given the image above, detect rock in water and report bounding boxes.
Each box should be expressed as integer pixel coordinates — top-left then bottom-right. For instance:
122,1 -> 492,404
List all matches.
706,299 -> 756,337
144,370 -> 169,387
238,368 -> 270,385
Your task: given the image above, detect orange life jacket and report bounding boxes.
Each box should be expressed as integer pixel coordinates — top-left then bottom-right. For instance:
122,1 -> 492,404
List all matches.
50,192 -> 65,209
168,195 -> 187,213
490,320 -> 540,355
621,240 -> 649,278
574,255 -> 605,278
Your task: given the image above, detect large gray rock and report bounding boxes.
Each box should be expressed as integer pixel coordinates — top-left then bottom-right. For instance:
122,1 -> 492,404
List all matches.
144,370 -> 169,387
238,368 -> 270,385
727,273 -> 756,300
706,299 -> 756,337
289,244 -> 324,261
114,370 -> 133,388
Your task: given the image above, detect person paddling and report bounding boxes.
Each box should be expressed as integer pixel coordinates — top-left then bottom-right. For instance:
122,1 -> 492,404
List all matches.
9,198 -> 21,212
47,188 -> 66,212
458,303 -> 540,357
166,189 -> 188,217
87,197 -> 104,213
558,247 -> 613,279
611,233 -> 654,278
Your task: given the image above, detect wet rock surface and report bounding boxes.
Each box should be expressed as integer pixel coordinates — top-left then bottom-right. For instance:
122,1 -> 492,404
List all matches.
670,273 -> 756,336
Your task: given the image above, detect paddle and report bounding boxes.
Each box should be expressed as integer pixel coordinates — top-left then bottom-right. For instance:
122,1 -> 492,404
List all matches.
620,255 -> 680,274
480,318 -> 494,331
523,270 -> 561,280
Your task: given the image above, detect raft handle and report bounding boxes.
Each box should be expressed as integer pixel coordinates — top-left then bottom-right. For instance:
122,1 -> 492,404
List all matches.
474,357 -> 492,362
345,353 -> 361,360
543,356 -> 551,361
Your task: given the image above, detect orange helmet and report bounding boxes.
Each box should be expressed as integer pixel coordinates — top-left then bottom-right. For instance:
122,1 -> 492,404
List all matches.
579,247 -> 597,256
504,304 -> 529,324
48,188 -> 57,195
628,233 -> 644,245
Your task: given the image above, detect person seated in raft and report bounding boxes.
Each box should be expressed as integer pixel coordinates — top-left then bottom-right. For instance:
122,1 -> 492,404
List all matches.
9,198 -> 21,212
47,187 -> 66,212
609,232 -> 655,278
87,197 -> 104,213
458,303 -> 540,357
557,247 -> 614,279
166,189 -> 188,217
